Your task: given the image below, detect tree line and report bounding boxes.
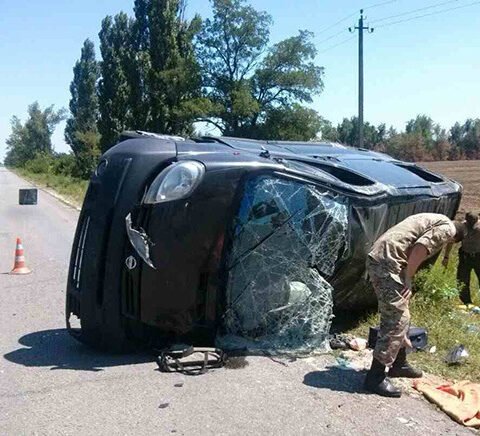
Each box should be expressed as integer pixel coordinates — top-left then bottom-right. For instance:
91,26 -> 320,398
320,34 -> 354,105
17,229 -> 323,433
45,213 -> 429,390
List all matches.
4,0 -> 480,178
321,115 -> 480,162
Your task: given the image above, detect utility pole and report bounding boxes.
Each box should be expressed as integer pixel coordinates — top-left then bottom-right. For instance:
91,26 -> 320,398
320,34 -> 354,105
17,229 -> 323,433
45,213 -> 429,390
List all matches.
350,10 -> 373,149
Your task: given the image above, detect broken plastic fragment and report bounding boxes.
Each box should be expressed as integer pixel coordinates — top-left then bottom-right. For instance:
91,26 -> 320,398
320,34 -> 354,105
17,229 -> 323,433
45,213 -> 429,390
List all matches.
466,325 -> 480,334
125,213 -> 156,269
445,344 -> 469,365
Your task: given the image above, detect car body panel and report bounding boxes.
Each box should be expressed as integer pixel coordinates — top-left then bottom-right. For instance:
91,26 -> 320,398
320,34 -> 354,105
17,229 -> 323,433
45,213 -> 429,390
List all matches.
66,134 -> 461,350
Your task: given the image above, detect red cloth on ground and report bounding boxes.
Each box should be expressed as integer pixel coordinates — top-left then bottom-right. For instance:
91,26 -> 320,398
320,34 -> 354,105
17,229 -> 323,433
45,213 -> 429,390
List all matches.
414,380 -> 480,428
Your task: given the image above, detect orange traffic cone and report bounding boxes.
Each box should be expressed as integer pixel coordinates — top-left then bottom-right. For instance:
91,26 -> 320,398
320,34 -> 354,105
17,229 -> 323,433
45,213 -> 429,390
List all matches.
10,237 -> 32,275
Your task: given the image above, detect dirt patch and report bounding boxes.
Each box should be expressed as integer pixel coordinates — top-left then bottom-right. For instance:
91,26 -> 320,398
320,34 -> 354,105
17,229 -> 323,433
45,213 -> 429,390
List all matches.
420,160 -> 480,217
225,356 -> 250,369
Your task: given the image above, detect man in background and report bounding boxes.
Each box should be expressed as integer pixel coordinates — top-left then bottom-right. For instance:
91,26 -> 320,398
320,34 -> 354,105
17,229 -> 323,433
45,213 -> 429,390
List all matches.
443,211 -> 480,306
365,213 -> 464,398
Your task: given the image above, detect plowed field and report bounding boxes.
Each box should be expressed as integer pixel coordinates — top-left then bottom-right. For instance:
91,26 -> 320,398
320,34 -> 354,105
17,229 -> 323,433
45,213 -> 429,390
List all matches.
421,160 -> 480,216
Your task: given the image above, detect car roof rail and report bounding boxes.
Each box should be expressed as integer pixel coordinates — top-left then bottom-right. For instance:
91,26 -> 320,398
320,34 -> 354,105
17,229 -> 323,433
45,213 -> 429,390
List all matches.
119,130 -> 186,142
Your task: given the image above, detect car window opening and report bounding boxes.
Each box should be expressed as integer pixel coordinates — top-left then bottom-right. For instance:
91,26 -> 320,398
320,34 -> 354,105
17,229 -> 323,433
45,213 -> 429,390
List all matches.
310,163 -> 375,186
395,164 -> 444,183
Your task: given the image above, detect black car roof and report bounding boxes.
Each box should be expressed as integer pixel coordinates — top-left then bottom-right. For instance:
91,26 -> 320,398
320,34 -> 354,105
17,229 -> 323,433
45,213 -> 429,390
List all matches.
197,136 -> 392,161
116,132 -> 460,195
188,136 -> 455,192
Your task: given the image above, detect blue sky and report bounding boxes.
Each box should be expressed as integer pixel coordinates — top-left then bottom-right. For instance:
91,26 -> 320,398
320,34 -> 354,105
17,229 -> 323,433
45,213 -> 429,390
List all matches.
1,0 -> 479,160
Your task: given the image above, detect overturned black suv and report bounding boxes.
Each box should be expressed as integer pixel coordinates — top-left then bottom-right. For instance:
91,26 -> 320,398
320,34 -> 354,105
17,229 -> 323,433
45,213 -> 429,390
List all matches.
66,132 -> 461,352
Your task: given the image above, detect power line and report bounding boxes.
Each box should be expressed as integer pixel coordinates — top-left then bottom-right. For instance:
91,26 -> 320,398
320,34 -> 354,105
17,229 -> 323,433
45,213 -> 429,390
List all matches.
316,12 -> 357,36
317,29 -> 348,45
316,0 -> 460,49
317,35 -> 356,54
315,0 -> 396,43
375,0 -> 480,28
316,1 -> 396,37
371,0 -> 464,24
363,0 -> 399,10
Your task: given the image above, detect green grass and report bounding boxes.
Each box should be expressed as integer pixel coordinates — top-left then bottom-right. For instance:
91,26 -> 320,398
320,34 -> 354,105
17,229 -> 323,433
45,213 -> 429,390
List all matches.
14,167 -> 88,207
348,254 -> 480,382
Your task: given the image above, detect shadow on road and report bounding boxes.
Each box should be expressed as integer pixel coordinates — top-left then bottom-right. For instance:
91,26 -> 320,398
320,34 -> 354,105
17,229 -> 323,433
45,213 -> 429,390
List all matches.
303,367 -> 371,395
3,329 -> 153,372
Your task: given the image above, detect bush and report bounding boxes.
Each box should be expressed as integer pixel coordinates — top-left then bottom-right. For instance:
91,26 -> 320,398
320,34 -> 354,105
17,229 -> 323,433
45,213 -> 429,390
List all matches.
23,153 -> 55,174
414,255 -> 460,302
52,153 -> 77,177
72,150 -> 100,179
21,152 -> 83,178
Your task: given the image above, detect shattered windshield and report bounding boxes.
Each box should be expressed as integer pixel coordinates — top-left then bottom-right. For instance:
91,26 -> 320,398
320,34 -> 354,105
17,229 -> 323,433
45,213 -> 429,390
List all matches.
219,175 -> 349,354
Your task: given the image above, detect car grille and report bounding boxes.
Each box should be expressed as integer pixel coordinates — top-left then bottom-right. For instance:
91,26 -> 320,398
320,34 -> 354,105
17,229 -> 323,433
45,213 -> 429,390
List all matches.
72,215 -> 90,290
122,270 -> 139,318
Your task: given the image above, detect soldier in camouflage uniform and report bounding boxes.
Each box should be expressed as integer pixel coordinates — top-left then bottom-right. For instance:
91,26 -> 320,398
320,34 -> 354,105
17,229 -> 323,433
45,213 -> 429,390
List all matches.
365,213 -> 464,398
443,212 -> 480,305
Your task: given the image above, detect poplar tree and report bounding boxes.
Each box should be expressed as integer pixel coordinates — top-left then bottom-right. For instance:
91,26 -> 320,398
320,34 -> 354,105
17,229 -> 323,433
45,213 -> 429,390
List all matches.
98,13 -> 134,151
65,39 -> 101,177
97,1 -> 203,151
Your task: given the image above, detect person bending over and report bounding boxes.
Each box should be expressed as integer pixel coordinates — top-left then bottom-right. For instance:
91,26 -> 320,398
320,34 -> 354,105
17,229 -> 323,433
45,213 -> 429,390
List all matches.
365,213 -> 464,398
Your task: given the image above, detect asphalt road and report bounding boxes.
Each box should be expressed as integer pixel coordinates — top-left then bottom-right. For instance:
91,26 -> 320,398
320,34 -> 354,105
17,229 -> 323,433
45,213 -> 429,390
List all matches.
0,167 -> 474,435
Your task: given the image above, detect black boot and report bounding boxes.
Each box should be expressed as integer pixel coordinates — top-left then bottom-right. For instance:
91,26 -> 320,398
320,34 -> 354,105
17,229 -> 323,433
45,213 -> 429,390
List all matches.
364,358 -> 402,398
389,348 -> 423,378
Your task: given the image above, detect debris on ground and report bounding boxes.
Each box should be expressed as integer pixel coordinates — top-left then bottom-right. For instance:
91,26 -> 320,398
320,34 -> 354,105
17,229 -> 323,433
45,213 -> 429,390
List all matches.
329,334 -> 367,351
457,304 -> 480,314
156,346 -> 226,375
395,416 -> 419,428
335,357 -> 358,370
332,349 -> 372,371
445,345 -> 469,365
329,334 -> 353,350
224,356 -> 250,369
414,380 -> 480,428
348,337 -> 368,351
466,324 -> 480,334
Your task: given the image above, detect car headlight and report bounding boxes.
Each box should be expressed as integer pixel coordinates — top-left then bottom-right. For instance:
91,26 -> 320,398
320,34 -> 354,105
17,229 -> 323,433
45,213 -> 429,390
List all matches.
143,161 -> 205,204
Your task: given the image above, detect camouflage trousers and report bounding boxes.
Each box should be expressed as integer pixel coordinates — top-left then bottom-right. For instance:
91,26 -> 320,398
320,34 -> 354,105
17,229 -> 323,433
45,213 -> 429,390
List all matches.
367,263 -> 410,367
457,250 -> 480,305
